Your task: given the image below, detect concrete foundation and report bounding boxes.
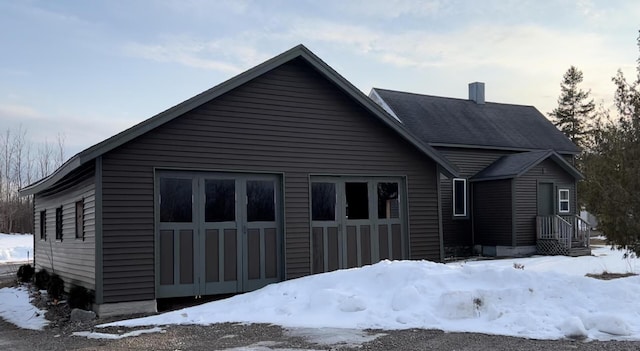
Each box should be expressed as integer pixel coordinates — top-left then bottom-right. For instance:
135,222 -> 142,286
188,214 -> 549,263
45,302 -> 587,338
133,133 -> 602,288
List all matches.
93,299 -> 157,318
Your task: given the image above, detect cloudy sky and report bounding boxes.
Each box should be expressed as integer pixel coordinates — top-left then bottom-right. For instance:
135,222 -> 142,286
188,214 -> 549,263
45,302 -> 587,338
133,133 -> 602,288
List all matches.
1,0 -> 639,156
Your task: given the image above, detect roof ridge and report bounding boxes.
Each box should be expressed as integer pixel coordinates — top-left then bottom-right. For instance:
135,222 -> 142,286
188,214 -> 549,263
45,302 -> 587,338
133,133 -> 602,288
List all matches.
374,87 -> 536,108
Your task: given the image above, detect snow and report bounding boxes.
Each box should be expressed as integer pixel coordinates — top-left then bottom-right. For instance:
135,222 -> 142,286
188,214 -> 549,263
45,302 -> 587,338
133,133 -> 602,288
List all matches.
1,229 -> 639,342
0,286 -> 48,330
72,327 -> 164,339
101,245 -> 640,341
0,233 -> 33,263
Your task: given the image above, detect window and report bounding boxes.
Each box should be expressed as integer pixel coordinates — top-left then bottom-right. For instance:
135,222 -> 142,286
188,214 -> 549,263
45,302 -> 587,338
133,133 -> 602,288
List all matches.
558,189 -> 570,213
377,182 -> 399,219
40,210 -> 46,240
345,182 -> 369,219
311,182 -> 336,221
205,179 -> 235,222
160,177 -> 193,222
453,178 -> 467,217
247,180 -> 275,222
75,200 -> 84,239
55,206 -> 63,241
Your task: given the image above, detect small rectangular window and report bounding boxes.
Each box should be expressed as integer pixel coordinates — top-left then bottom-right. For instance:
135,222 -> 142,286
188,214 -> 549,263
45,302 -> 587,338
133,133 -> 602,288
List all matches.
345,182 -> 369,220
311,182 -> 336,221
453,178 -> 467,217
40,210 -> 46,240
75,200 -> 84,239
160,177 -> 193,222
247,180 -> 275,222
558,189 -> 570,213
205,179 -> 236,222
378,182 -> 399,219
55,206 -> 63,241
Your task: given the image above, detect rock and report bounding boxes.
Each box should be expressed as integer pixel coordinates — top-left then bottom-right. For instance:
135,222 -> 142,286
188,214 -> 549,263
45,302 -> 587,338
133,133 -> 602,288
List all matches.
70,308 -> 96,323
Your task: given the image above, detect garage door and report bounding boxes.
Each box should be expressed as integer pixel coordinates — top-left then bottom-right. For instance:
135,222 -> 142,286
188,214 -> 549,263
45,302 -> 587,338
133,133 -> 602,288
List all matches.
310,177 -> 407,274
156,171 -> 282,298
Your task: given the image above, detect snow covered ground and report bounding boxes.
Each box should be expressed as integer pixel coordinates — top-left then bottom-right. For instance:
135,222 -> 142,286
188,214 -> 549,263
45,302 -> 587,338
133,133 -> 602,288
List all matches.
100,245 -> 640,342
1,230 -> 639,342
0,286 -> 48,330
0,233 -> 33,263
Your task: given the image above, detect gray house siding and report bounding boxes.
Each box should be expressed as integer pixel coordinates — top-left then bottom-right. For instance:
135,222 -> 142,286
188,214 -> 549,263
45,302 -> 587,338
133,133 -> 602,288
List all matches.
472,179 -> 513,246
515,159 -> 577,246
34,168 -> 96,291
100,59 -> 440,303
436,147 -> 513,249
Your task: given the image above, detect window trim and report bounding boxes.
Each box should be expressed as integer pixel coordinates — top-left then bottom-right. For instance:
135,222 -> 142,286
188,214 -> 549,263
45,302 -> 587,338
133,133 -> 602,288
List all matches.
55,206 -> 63,241
453,178 -> 467,217
558,188 -> 570,213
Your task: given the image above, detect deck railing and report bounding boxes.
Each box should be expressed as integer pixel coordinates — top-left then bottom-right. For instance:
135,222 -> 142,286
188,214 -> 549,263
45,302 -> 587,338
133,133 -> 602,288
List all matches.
561,215 -> 591,248
536,215 -> 591,251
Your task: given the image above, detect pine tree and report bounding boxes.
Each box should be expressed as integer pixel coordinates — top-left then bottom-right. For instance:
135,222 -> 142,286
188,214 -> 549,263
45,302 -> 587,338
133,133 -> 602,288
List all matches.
581,32 -> 640,256
549,66 -> 596,150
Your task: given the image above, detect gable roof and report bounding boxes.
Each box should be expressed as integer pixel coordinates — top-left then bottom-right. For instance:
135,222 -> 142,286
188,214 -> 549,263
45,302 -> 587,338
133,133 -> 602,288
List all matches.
470,150 -> 583,182
371,88 -> 581,154
20,45 -> 459,196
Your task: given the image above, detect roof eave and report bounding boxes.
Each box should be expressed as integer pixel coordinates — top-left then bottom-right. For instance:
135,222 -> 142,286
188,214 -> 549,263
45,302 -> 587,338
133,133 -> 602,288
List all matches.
19,155 -> 82,196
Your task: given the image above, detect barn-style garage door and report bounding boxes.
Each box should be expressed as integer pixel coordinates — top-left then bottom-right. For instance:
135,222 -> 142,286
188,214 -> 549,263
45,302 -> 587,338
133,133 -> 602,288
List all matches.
155,171 -> 282,298
310,176 -> 407,274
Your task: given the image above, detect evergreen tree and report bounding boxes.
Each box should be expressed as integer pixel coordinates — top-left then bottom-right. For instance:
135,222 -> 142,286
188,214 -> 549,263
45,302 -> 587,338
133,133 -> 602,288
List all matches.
549,66 -> 596,149
581,32 -> 640,256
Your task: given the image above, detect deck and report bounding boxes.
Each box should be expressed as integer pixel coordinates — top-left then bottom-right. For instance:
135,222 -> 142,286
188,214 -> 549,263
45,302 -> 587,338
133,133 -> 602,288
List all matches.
536,215 -> 591,256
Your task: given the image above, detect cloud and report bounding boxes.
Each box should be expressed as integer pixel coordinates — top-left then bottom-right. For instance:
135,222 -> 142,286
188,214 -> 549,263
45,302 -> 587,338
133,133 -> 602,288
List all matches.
123,36 -> 272,74
336,0 -> 442,19
0,104 -> 41,120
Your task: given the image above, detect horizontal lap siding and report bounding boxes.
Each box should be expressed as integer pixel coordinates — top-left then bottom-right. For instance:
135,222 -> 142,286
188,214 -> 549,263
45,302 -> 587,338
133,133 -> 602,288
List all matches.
436,148 -> 514,247
101,59 -> 439,303
34,176 -> 96,291
515,160 -> 576,246
473,179 -> 512,246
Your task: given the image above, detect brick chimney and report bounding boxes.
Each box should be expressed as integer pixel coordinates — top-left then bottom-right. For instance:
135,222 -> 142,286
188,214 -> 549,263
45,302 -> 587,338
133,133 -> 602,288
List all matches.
469,82 -> 485,104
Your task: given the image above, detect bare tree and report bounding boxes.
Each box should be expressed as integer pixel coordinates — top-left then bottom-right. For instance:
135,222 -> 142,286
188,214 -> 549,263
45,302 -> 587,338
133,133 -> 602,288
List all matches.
0,126 -> 66,233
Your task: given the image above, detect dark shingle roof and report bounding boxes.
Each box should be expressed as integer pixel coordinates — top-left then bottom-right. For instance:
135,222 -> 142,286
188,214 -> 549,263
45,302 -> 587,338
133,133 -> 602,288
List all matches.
471,150 -> 583,181
372,88 -> 580,154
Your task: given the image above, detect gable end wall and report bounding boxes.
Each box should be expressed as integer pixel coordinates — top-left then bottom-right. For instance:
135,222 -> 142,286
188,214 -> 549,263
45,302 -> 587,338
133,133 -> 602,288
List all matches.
100,59 -> 441,303
515,159 -> 577,246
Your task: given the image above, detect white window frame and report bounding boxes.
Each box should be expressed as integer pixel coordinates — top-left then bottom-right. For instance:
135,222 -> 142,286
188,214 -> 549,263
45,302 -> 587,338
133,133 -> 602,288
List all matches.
558,188 -> 570,213
453,178 -> 467,217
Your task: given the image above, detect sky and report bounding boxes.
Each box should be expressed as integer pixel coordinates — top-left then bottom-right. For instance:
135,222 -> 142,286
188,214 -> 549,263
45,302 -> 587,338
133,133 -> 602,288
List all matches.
1,0 -> 639,157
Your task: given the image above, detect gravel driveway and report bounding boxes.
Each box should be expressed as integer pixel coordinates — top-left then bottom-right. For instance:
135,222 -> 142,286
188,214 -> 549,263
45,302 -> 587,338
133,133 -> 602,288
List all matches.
2,317 -> 640,351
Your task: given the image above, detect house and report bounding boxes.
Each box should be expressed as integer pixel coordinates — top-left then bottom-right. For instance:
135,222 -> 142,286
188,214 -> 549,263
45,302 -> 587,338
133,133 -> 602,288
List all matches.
19,45 -> 585,317
370,83 -> 588,258
19,45 -> 458,316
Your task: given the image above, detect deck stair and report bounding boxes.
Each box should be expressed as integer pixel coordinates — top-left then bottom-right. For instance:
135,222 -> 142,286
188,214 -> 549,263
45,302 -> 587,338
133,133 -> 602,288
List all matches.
536,215 -> 591,256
